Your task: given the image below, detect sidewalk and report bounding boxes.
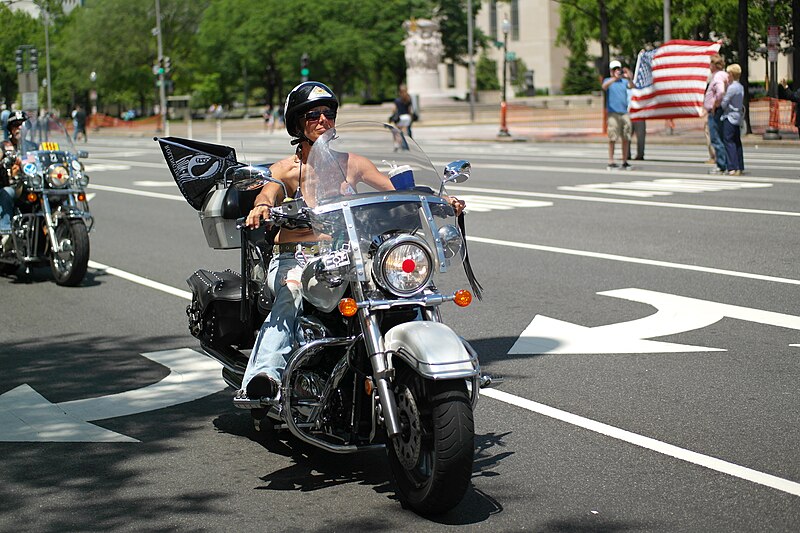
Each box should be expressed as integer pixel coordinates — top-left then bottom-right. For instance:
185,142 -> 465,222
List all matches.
93,102 -> 800,148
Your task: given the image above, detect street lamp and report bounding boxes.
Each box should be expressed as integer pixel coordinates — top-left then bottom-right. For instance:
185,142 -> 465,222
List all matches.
498,14 -> 511,137
89,71 -> 97,116
763,0 -> 781,140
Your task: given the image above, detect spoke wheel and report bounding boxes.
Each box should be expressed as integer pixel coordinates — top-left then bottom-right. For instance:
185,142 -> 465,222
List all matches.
50,219 -> 89,286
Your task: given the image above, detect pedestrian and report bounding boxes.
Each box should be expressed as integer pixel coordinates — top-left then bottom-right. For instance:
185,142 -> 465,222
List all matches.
72,104 -> 87,142
720,64 -> 744,176
602,60 -> 634,170
703,54 -> 728,174
392,84 -> 416,140
778,78 -> 800,140
263,104 -> 274,131
0,105 -> 9,142
701,108 -> 716,163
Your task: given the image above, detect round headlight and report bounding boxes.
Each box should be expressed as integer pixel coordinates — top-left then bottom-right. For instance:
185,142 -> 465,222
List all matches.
70,159 -> 84,172
47,165 -> 69,188
373,235 -> 433,297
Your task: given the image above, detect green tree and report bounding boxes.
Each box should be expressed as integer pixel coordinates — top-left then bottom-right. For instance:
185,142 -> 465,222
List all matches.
0,5 -> 43,108
561,40 -> 597,95
476,53 -> 500,91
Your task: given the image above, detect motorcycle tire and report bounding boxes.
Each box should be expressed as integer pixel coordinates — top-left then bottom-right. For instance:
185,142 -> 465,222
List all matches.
388,366 -> 474,516
50,219 -> 90,287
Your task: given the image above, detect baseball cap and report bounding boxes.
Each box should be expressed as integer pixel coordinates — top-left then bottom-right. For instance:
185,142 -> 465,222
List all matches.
609,60 -> 622,70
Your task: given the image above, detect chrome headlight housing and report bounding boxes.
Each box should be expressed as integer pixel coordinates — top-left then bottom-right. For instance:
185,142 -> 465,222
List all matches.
438,223 -> 464,260
372,234 -> 433,297
46,165 -> 70,188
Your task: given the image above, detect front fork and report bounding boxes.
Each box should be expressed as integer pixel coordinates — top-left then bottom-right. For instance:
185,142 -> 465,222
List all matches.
39,194 -> 61,254
359,309 -> 403,438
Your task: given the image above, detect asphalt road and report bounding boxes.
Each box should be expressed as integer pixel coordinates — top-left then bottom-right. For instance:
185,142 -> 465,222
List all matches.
1,127 -> 799,532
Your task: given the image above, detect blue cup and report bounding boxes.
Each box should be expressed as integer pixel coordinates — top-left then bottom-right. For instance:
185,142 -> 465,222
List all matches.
389,166 -> 415,190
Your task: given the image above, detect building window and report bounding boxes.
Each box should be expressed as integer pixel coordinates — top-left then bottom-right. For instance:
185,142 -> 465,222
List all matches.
447,63 -> 456,88
511,0 -> 519,41
490,1 -> 497,40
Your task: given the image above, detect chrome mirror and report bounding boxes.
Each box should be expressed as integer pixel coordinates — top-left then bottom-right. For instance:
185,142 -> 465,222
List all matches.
443,160 -> 471,184
229,165 -> 287,198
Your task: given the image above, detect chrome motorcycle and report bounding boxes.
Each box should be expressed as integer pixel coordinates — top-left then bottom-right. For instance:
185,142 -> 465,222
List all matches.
0,115 -> 92,285
159,122 -> 482,514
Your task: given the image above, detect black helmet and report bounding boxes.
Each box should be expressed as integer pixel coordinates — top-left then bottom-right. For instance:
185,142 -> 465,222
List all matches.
7,110 -> 27,131
283,81 -> 338,139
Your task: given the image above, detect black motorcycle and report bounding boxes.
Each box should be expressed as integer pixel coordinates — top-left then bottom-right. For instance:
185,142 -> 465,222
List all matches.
0,115 -> 92,285
158,122 -> 483,514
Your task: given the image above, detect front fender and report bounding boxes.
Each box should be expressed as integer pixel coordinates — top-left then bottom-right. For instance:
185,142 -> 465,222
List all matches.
384,321 -> 479,380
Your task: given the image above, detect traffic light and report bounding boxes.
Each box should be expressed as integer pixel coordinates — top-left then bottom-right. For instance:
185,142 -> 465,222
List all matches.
300,53 -> 309,81
163,56 -> 171,74
29,48 -> 38,72
15,48 -> 23,73
157,57 -> 165,75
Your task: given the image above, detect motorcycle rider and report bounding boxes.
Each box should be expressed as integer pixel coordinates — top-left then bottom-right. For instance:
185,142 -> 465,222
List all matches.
0,111 -> 26,251
239,81 -> 397,400
239,81 -> 464,401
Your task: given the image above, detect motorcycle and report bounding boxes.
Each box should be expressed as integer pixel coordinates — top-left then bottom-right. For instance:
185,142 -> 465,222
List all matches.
158,122 -> 483,514
0,115 -> 92,286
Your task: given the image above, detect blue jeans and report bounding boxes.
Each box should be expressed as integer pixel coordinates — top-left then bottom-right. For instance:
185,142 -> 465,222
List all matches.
722,119 -> 744,171
0,185 -> 15,232
241,252 -> 303,392
708,109 -> 727,171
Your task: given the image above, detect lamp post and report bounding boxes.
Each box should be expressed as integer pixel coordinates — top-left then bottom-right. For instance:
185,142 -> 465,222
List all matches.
763,0 -> 781,140
498,14 -> 511,137
89,71 -> 97,116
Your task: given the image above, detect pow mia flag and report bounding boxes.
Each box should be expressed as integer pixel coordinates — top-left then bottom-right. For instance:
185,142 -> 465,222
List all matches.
155,136 -> 241,210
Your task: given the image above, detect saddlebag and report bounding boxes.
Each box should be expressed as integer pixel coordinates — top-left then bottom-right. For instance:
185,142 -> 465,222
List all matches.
186,268 -> 264,349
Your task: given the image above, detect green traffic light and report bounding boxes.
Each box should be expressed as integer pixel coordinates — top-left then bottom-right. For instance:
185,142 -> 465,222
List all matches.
301,68 -> 309,76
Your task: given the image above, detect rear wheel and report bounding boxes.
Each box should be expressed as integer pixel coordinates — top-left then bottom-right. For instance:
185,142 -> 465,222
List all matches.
388,366 -> 474,515
50,219 -> 89,286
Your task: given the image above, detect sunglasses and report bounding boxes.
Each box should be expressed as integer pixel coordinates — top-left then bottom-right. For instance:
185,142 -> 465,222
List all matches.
304,109 -> 336,122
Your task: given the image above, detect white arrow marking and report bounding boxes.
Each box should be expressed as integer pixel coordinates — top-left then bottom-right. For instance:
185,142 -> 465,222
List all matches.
0,348 -> 225,442
510,288 -> 800,354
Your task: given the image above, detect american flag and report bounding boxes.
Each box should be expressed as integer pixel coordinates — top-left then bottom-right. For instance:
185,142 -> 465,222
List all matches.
629,40 -> 722,121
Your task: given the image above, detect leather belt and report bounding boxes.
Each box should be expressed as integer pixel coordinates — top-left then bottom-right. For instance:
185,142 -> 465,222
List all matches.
273,242 -> 321,256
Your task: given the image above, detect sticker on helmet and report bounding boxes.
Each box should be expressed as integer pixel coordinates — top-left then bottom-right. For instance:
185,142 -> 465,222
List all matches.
309,86 -> 333,99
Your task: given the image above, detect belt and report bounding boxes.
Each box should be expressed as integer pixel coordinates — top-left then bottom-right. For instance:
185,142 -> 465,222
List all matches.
273,242 -> 321,256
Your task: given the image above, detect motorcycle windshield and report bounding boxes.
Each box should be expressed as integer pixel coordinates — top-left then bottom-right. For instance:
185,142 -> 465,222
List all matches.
305,122 -> 464,278
19,116 -> 77,157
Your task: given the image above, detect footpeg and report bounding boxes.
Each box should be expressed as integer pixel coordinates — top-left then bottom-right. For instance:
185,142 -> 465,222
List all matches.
479,374 -> 503,388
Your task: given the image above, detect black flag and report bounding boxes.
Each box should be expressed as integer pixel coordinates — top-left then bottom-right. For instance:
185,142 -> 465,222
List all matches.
155,136 -> 241,210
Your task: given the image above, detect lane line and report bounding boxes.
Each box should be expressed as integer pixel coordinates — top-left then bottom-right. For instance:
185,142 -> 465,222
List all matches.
88,183 -> 184,201
481,388 -> 800,497
467,235 -> 800,285
448,185 -> 800,217
89,258 -> 800,496
88,261 -> 191,300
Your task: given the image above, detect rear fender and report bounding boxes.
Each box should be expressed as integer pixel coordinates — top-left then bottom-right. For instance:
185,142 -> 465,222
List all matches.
384,321 -> 479,380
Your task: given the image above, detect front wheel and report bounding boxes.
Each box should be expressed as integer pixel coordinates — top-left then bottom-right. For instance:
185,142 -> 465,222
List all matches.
50,219 -> 90,286
387,367 -> 474,515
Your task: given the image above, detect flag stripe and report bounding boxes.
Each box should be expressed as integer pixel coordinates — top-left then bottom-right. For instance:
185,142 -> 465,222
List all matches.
629,39 -> 721,121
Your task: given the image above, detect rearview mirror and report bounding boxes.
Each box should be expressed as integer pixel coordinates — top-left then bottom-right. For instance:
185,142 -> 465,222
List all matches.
229,165 -> 287,198
443,160 -> 470,184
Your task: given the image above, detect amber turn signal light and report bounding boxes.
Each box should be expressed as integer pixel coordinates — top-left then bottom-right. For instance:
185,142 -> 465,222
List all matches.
454,289 -> 472,307
77,193 -> 86,202
338,298 -> 358,317
26,192 -> 38,203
